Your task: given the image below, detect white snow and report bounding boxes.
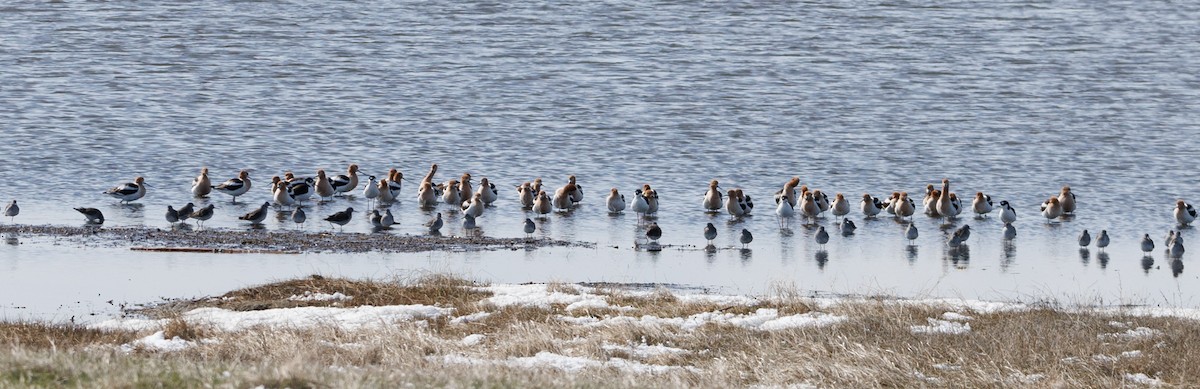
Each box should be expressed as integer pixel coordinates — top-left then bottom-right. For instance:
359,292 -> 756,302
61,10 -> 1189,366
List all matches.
92,305 -> 452,332
434,352 -> 693,374
1099,327 -> 1161,341
911,318 -> 971,335
1121,350 -> 1144,358
932,363 -> 961,371
1124,373 -> 1163,386
941,312 -> 973,321
119,331 -> 197,353
288,291 -> 352,302
561,309 -> 846,332
602,342 -> 691,358
461,334 -> 485,346
482,284 -> 610,310
449,312 -> 492,324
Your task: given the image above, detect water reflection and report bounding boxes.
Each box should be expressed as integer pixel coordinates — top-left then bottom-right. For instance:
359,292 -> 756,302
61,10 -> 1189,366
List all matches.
739,249 -> 752,265
1097,252 -> 1110,269
815,250 -> 829,270
1079,248 -> 1090,265
946,245 -> 970,269
1171,260 -> 1185,277
1000,241 -> 1016,271
4,233 -> 17,246
1142,256 -> 1155,273
905,245 -> 918,264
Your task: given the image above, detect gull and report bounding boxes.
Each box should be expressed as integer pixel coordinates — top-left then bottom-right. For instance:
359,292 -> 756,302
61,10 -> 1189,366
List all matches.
972,192 -> 993,217
75,207 -> 104,224
861,194 -> 883,218
324,207 -> 355,231
417,181 -> 439,208
606,188 -> 626,213
176,202 -> 194,224
905,223 -> 918,245
1040,197 -> 1063,222
1003,223 -> 1017,241
190,204 -> 214,229
272,177 -> 295,209
523,218 -> 536,238
314,170 -> 336,202
1078,230 -> 1091,247
165,205 -> 179,224
517,182 -> 535,208
105,176 -> 147,203
291,207 -> 306,229
1058,186 -> 1076,215
1141,234 -> 1154,254
830,193 -> 850,221
1096,230 -> 1109,250
425,212 -> 443,233
815,226 -> 830,249
212,171 -> 251,203
646,222 -> 662,244
703,180 -> 723,212
740,228 -> 753,249
532,190 -> 553,218
775,196 -> 794,228
463,213 -> 477,230
1175,200 -> 1197,226
440,179 -> 462,206
704,223 -> 717,245
999,201 -> 1017,224
774,177 -> 800,207
3,200 -> 17,223
329,164 -> 361,195
239,202 -> 271,225
840,219 -> 856,235
381,209 -> 395,228
935,179 -> 953,224
477,177 -> 498,205
362,175 -> 380,208
191,168 -> 212,198
462,192 -> 484,218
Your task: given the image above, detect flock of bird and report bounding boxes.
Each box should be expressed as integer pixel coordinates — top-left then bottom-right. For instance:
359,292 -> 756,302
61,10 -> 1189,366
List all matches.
0,164 -> 1195,256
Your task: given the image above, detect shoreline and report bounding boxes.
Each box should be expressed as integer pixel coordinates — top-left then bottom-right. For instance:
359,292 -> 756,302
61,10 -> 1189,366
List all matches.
0,224 -> 586,254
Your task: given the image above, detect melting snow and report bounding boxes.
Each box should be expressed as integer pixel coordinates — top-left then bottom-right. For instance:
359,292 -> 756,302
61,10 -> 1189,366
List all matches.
119,331 -> 201,353
449,312 -> 492,324
1124,373 -> 1163,386
911,318 -> 971,335
92,305 -> 452,332
941,312 -> 973,321
1099,327 -> 1161,341
435,352 -> 693,374
602,342 -> 691,358
287,291 -> 352,302
461,334 -> 485,346
558,309 -> 846,332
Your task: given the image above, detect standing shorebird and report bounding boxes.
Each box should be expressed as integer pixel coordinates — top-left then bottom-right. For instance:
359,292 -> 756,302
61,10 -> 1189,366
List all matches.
457,173 -> 474,205
239,202 -> 271,225
387,168 -> 404,199
461,193 -> 484,218
646,222 -> 663,244
314,170 -> 336,202
165,205 -> 179,224
380,209 -> 395,228
840,219 -> 856,235
725,189 -> 751,218
553,175 -> 583,210
3,200 -> 17,223
417,181 -> 439,208
425,212 -> 444,233
462,214 -> 477,230
775,196 -> 794,228
362,176 -> 380,208
329,164 -> 361,195
532,190 -> 553,218
324,207 -> 355,231
740,228 -> 753,249
1096,230 -> 1110,251
775,177 -> 801,208
377,177 -> 396,204
1078,230 -> 1091,247
440,179 -> 462,206
894,192 -> 916,221
477,177 -> 498,205
273,178 -> 296,209
642,185 -> 660,217
291,207 -> 306,229
972,192 -> 993,217
369,210 -> 384,229
523,218 -> 536,238
905,223 -> 918,245
190,204 -> 214,229
606,188 -> 626,214
105,176 -> 147,203
1003,223 -> 1017,241
935,179 -> 953,224
213,171 -> 251,203
799,192 -> 821,224
517,182 -> 535,208
703,180 -> 722,212
999,201 -> 1017,224
75,207 -> 104,224
1141,234 -> 1155,254
288,177 -> 314,206
1040,197 -> 1063,222
815,226 -> 830,250
1175,200 -> 1197,226
861,194 -> 883,218
704,223 -> 717,246
176,203 -> 194,224
631,189 -> 650,220
1058,186 -> 1076,215
830,193 -> 850,221
191,168 -> 212,198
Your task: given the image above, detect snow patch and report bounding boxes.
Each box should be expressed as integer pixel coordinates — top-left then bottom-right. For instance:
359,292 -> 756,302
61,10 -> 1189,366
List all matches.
562,309 -> 846,332
602,342 -> 691,358
434,352 -> 694,374
1099,327 -> 1161,341
461,334 -> 485,346
932,363 -> 961,371
1124,373 -> 1163,386
941,312 -> 973,321
911,318 -> 971,335
449,312 -> 492,325
1121,350 -> 1144,358
287,291 -> 352,302
92,305 -> 452,332
119,331 -> 198,353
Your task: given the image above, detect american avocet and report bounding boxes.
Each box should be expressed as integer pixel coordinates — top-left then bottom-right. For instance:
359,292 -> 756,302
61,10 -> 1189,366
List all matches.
646,222 -> 662,243
775,177 -> 800,207
704,222 -> 717,245
377,178 -> 396,204
923,184 -> 939,217
330,164 -> 360,195
703,180 -> 722,212
381,209 -> 395,228
517,182 -> 535,208
273,178 -> 295,209
815,226 -> 829,249
462,193 -> 484,218
213,171 -> 251,203
607,188 -> 626,213
532,190 -> 553,218
1003,223 -> 1016,241
830,193 -> 850,221
387,168 -> 404,199
885,192 -> 901,216
1078,229 -> 1091,247
1141,234 -> 1155,254
176,202 -> 194,224
289,177 -> 314,207
972,192 -> 993,217
190,204 -> 214,229
369,210 -> 384,229
239,202 -> 271,225
725,189 -> 749,218
1058,186 -> 1076,215
363,176 -> 380,208
421,164 -> 438,186
417,181 -> 439,208
861,194 -> 883,218
567,175 -> 584,204
905,223 -> 918,245
192,168 -> 212,198
740,228 -> 753,249
1175,200 -> 1197,226
458,173 -> 473,204
523,218 -> 536,238
643,185 -> 660,216
440,179 -> 462,206
999,201 -> 1016,224
946,193 -> 963,219
105,176 -> 147,203
426,212 -> 443,233
324,207 -> 355,231
631,189 -> 650,220
553,176 -> 582,210
3,200 -> 17,222
799,192 -> 820,223
291,206 -> 306,229
314,170 -> 335,202
840,219 -> 856,235
531,178 -> 543,196
895,192 -> 916,220
478,178 -> 499,205
1096,230 -> 1109,250
934,179 -> 953,223
1040,197 -> 1063,222
165,205 -> 179,224
75,207 -> 104,224
812,190 -> 830,216
776,195 -> 795,228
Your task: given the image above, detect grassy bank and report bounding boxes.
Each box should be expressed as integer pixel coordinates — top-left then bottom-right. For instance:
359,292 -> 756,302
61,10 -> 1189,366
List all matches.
1,275 -> 1195,387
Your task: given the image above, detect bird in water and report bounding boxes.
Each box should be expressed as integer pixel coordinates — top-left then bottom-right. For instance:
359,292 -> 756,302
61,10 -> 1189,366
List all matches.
329,164 -> 361,195
905,223 -> 918,245
815,226 -> 830,250
523,218 -> 536,238
740,228 -> 753,249
324,207 -> 355,231
861,194 -> 883,218
606,188 -> 626,214
165,205 -> 179,224
703,223 -> 717,246
702,180 -> 722,212
830,193 -> 851,221
776,196 -> 794,228
3,200 -> 17,223
999,201 -> 1016,224
239,202 -> 271,225
176,203 -> 194,224
212,171 -> 251,203
1096,230 -> 1109,251
105,176 -> 148,203
839,219 -> 856,235
1040,197 -> 1063,222
380,209 -> 395,228
1141,234 -> 1155,254
1175,200 -> 1197,226
191,168 -> 212,198
75,207 -> 104,224
1058,186 -> 1077,215
1078,230 -> 1091,248
462,213 -> 477,230
1003,223 -> 1017,241
291,207 -> 306,229
972,192 -> 993,217
191,204 -> 215,229
425,212 -> 444,233
369,210 -> 384,229
646,222 -> 663,244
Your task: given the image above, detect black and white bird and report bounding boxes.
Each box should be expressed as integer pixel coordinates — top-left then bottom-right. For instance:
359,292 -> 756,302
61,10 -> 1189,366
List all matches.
75,207 -> 104,224
477,177 -> 499,205
4,200 -> 18,223
239,202 -> 271,225
1040,198 -> 1063,222
606,188 -> 626,214
329,164 -> 361,195
1175,200 -> 1197,226
972,192 -> 993,217
775,196 -> 794,228
830,193 -> 851,221
703,223 -> 717,246
324,207 -> 355,230
999,201 -> 1017,224
191,204 -> 215,229
104,176 -> 147,203
739,228 -> 753,249
1058,186 -> 1077,214
839,219 -> 856,235
861,194 -> 884,218
212,171 -> 251,203
288,177 -> 314,206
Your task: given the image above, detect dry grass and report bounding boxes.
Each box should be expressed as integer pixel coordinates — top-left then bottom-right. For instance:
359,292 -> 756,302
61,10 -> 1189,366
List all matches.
2,275 -> 1199,387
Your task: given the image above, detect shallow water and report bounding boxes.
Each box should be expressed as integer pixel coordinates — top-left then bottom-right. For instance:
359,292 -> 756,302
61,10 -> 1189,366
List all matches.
2,0 -> 1199,320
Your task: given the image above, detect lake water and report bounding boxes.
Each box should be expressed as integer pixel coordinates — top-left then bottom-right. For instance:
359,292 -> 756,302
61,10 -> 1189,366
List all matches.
2,0 -> 1199,321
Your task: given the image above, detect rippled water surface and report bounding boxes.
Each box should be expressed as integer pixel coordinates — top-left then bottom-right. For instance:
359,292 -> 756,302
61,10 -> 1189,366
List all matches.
2,1 -> 1200,320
